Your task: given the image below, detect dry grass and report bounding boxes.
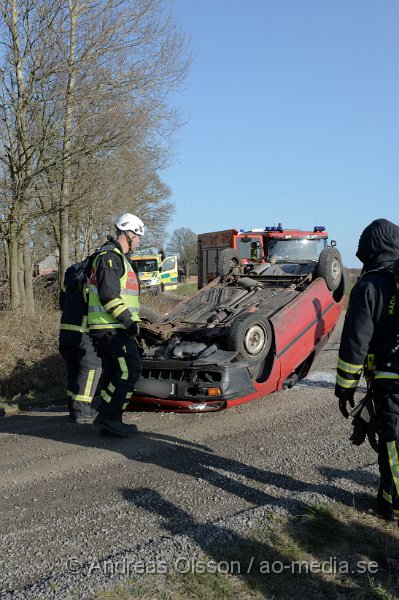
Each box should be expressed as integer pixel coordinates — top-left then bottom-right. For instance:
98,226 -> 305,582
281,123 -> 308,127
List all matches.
0,286 -> 183,403
139,291 -> 184,317
0,307 -> 63,400
94,503 -> 399,600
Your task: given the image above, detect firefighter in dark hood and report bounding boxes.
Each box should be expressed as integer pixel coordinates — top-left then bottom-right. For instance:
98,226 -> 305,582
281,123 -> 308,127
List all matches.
335,218 -> 399,521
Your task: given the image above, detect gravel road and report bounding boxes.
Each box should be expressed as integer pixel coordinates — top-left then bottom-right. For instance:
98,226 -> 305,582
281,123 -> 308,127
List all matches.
0,315 -> 380,599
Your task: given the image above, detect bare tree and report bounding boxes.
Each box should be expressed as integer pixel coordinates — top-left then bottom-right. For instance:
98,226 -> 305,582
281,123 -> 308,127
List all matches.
0,0 -> 63,311
0,0 -> 191,311
50,0 -> 190,279
166,227 -> 197,279
66,144 -> 175,258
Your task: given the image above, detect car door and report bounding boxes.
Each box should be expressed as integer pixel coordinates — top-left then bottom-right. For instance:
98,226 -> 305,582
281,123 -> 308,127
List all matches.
160,256 -> 178,290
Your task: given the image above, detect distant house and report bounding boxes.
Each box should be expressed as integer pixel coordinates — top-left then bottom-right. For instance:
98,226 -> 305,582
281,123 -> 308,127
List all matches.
38,255 -> 58,276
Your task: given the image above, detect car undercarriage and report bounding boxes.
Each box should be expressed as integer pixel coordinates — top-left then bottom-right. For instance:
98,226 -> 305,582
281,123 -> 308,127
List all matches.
130,247 -> 345,412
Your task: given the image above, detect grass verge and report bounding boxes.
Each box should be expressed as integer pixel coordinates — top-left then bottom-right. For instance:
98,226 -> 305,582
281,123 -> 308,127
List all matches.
94,502 -> 399,600
176,282 -> 198,296
0,289 -> 190,411
0,387 -> 66,412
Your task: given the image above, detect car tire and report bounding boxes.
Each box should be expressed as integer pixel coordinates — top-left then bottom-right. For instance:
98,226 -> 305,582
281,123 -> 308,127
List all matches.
139,306 -> 161,324
227,313 -> 272,365
316,247 -> 343,291
218,249 -> 241,277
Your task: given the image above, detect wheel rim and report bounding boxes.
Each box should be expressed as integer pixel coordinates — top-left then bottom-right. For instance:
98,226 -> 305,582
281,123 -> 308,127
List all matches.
331,257 -> 341,283
243,324 -> 265,356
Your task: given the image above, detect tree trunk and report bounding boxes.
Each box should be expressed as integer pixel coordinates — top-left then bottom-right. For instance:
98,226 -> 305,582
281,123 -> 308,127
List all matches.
8,221 -> 20,311
83,222 -> 92,258
17,239 -> 26,310
22,223 -> 34,315
4,239 -> 10,281
59,0 -> 78,283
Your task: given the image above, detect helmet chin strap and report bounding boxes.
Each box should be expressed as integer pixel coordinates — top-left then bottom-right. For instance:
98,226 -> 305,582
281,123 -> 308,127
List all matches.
124,231 -> 136,253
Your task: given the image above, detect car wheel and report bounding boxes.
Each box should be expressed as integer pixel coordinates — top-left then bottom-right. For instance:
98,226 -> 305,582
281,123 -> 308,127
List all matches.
218,249 -> 241,277
316,247 -> 343,291
139,306 -> 161,324
227,313 -> 272,365
248,360 -> 265,380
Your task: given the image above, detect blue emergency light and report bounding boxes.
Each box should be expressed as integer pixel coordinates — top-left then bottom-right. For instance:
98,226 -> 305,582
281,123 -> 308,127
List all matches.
313,226 -> 326,232
265,223 -> 284,232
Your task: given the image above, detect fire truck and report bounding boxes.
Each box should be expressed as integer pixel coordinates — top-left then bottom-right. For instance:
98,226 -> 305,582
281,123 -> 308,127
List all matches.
197,224 -> 334,288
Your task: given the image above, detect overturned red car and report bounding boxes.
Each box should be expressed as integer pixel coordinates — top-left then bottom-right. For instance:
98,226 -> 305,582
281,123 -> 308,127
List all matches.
130,230 -> 345,412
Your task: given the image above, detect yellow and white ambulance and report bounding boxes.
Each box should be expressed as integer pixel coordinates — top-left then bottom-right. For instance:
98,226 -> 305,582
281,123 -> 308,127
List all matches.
131,254 -> 178,293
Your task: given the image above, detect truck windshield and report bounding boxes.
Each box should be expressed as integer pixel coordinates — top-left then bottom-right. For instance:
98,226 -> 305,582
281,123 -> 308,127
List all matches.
135,259 -> 158,272
268,238 -> 326,262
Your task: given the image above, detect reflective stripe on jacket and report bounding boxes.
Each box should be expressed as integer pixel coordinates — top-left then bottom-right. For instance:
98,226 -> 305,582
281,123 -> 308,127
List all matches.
60,315 -> 88,334
374,371 -> 399,380
336,358 -> 363,391
59,272 -> 90,345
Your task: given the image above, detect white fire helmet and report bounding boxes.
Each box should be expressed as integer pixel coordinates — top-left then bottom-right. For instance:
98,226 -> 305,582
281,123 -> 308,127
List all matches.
115,213 -> 145,236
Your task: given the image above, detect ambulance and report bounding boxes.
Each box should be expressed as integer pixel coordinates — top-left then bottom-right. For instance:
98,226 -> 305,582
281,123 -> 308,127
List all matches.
131,254 -> 178,293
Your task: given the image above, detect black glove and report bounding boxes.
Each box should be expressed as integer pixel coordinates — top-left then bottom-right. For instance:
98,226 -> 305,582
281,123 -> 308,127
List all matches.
349,417 -> 367,446
338,396 -> 355,418
349,392 -> 378,452
126,322 -> 139,339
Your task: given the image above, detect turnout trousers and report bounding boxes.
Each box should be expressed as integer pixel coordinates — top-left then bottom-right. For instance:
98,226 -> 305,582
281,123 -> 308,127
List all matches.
373,378 -> 399,520
94,331 -> 141,420
378,440 -> 399,519
59,335 -> 102,418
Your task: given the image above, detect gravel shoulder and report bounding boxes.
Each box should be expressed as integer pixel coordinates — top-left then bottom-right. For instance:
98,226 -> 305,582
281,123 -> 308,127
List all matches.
0,315 -> 382,598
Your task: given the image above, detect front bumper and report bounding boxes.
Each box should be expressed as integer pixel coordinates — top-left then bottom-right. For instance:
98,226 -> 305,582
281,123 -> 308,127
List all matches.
129,358 -> 256,411
141,281 -> 161,291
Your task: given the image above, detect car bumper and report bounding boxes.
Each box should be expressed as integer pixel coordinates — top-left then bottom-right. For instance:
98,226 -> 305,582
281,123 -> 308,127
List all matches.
129,359 -> 256,412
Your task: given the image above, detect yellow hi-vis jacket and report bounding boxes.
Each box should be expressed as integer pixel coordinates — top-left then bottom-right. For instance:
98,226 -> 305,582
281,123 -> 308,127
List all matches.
87,248 -> 140,331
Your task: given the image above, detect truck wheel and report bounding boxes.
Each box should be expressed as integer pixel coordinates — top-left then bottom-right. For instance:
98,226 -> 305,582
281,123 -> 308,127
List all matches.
218,249 -> 241,277
139,306 -> 161,324
316,247 -> 343,291
227,313 -> 272,365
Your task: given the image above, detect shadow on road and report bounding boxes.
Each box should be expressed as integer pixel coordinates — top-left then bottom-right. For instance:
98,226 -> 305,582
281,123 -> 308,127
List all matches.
0,411 -> 397,597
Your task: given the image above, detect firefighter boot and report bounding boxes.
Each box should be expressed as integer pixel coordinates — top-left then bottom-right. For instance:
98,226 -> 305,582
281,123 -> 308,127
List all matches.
94,414 -> 133,438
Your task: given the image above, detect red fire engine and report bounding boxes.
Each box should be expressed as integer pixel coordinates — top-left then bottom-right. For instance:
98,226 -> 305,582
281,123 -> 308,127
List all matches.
197,224 -> 333,288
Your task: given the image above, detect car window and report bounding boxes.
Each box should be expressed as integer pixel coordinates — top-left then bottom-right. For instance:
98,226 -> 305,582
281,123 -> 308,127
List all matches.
162,257 -> 176,271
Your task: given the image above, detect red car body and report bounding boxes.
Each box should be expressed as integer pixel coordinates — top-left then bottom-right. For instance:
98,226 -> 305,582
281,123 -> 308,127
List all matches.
129,249 -> 345,413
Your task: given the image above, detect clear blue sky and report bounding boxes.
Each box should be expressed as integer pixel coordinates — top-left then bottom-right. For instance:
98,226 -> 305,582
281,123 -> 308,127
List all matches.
164,0 -> 398,267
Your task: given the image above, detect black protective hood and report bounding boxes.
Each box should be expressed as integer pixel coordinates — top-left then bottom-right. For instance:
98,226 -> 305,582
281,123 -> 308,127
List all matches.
356,218 -> 399,271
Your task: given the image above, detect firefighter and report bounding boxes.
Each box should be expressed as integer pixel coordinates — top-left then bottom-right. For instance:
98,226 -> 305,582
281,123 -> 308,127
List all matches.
335,218 -> 399,521
88,213 -> 144,438
59,261 -> 102,423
